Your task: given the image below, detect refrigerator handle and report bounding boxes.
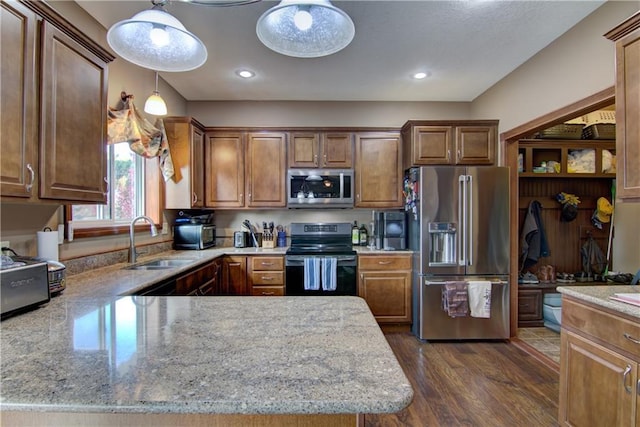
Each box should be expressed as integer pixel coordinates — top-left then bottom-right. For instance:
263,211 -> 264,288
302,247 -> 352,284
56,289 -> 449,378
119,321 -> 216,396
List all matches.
458,175 -> 467,266
467,174 -> 473,266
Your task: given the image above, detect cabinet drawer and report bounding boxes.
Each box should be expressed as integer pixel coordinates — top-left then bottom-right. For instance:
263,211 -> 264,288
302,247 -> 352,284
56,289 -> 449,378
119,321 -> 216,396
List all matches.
176,262 -> 215,294
250,271 -> 284,285
248,256 -> 284,271
251,286 -> 284,296
518,289 -> 542,320
359,255 -> 411,271
562,297 -> 640,359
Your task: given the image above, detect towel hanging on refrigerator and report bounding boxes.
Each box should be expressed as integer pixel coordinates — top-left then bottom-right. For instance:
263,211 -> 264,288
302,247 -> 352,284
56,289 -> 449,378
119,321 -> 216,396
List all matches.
467,281 -> 492,318
303,258 -> 321,291
442,282 -> 468,318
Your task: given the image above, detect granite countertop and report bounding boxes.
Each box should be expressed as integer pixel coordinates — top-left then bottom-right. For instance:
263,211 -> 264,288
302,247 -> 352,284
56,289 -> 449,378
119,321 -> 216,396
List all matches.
557,285 -> 640,319
0,248 -> 413,416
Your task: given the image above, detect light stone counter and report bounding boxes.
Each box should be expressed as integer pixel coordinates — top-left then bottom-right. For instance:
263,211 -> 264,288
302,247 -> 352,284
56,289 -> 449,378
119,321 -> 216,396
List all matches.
556,285 -> 640,319
0,248 -> 413,424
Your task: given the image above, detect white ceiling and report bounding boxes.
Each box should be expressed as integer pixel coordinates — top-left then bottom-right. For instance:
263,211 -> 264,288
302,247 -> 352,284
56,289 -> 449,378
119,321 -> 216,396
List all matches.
76,0 -> 605,102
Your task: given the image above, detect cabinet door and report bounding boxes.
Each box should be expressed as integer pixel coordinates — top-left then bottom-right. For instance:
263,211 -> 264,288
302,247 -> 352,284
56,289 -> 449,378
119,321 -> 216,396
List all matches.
0,0 -> 38,199
246,132 -> 286,207
205,132 -> 245,208
355,132 -> 402,208
409,126 -> 453,165
455,125 -> 495,165
358,270 -> 411,323
288,132 -> 319,168
517,289 -> 542,324
614,23 -> 640,200
559,330 -> 637,427
39,21 -> 108,202
322,133 -> 353,168
190,125 -> 205,207
223,256 -> 248,296
164,118 -> 205,208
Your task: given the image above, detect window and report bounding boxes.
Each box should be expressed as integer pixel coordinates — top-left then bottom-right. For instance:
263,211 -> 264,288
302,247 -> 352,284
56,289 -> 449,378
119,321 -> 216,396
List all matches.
71,142 -> 145,225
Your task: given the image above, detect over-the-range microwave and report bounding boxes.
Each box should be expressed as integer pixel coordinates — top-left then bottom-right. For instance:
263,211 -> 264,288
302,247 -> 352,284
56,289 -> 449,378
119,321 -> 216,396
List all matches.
287,169 -> 354,208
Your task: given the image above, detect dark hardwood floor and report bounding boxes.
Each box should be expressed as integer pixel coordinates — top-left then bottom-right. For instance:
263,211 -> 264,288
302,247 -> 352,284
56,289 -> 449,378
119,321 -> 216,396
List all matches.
365,330 -> 559,427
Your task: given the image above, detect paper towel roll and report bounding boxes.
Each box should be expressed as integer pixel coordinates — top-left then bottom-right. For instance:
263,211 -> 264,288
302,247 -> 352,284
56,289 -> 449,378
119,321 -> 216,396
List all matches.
37,230 -> 59,261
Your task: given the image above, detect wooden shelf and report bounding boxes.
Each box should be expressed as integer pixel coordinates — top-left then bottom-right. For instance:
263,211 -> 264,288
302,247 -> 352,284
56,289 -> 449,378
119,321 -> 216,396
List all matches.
518,139 -> 616,178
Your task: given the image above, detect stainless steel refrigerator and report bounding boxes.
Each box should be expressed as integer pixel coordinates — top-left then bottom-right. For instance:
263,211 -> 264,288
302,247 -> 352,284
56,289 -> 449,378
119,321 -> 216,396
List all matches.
406,166 -> 510,340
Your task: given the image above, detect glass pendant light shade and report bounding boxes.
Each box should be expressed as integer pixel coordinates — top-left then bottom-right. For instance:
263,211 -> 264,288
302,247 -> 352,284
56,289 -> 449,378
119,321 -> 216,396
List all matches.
107,4 -> 208,72
256,0 -> 355,58
144,72 -> 168,116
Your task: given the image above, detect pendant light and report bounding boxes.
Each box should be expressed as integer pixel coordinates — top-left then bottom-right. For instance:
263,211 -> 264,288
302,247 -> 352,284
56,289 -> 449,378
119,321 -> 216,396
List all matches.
144,72 -> 168,116
256,0 -> 355,58
107,0 -> 207,72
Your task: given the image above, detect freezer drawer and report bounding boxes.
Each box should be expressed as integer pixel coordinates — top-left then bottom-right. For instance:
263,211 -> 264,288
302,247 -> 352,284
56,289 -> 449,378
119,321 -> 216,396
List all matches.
414,279 -> 509,340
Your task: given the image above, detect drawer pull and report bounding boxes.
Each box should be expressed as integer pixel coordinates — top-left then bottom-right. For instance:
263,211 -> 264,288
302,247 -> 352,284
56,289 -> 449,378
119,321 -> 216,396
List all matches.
623,333 -> 640,345
261,292 -> 275,296
261,262 -> 274,266
623,365 -> 632,394
261,276 -> 273,281
377,261 -> 392,265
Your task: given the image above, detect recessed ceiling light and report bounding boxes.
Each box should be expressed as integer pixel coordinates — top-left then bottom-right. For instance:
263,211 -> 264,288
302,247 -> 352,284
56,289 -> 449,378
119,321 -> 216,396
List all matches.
236,69 -> 255,78
413,72 -> 429,80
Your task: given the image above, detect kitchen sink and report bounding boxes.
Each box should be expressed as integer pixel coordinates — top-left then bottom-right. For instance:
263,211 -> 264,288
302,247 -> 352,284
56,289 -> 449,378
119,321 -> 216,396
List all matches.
123,258 -> 197,270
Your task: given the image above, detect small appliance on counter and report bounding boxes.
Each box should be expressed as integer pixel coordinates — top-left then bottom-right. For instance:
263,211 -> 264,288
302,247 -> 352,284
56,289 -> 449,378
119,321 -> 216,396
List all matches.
1,256 -> 51,319
373,210 -> 407,250
173,223 -> 216,250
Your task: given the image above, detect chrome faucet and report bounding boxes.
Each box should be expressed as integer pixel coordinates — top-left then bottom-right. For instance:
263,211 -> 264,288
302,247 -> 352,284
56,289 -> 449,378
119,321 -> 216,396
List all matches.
129,215 -> 158,263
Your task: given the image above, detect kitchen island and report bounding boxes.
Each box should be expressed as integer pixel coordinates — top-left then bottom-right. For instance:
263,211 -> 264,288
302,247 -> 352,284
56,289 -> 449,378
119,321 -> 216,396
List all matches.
0,256 -> 413,426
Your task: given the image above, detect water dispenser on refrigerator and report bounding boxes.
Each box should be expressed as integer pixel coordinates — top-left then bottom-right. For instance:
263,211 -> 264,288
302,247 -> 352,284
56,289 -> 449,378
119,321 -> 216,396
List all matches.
428,222 -> 457,266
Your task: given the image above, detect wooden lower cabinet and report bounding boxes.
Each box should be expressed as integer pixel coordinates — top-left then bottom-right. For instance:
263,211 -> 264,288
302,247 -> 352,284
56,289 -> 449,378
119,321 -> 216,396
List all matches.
517,285 -> 558,327
559,297 -> 640,427
248,256 -> 285,296
175,260 -> 222,296
222,256 -> 249,295
358,254 -> 412,324
221,255 -> 285,296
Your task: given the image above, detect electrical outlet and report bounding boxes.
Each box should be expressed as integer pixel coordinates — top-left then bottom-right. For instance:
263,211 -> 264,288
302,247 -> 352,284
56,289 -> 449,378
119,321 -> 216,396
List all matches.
1,240 -> 10,249
162,223 -> 169,235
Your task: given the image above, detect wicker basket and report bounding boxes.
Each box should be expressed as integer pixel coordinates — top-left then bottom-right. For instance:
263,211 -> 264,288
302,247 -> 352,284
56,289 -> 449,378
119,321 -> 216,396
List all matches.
536,124 -> 584,140
582,124 -> 616,140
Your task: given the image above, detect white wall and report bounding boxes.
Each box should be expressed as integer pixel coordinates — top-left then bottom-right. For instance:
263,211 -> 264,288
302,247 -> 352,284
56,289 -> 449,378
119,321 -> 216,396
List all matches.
472,1 -> 640,274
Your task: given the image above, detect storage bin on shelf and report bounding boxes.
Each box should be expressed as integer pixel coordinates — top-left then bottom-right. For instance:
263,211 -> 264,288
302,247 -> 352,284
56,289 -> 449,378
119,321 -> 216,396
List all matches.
543,292 -> 562,332
535,124 -> 584,140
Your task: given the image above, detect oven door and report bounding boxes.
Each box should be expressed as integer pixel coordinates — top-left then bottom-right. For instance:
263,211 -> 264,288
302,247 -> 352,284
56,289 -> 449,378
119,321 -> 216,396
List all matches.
285,254 -> 357,295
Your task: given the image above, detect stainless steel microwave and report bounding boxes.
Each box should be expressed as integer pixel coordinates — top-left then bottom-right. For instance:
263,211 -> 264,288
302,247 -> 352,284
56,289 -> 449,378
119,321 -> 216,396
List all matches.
287,169 -> 354,208
173,224 -> 216,250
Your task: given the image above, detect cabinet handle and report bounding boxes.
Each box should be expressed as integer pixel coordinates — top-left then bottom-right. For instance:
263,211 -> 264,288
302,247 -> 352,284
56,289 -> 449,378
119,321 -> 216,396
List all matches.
103,177 -> 109,197
457,149 -> 461,159
314,154 -> 318,166
447,150 -> 450,161
261,276 -> 273,281
192,192 -> 198,205
261,291 -> 275,296
623,365 -> 632,394
261,262 -> 274,266
623,333 -> 640,345
25,163 -> 35,192
323,154 -> 327,166
240,193 -> 244,204
377,260 -> 392,265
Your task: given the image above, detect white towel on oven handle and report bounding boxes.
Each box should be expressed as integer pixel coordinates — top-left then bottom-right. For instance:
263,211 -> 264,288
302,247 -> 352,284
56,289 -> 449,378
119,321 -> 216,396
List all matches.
467,281 -> 492,318
303,257 -> 321,290
322,257 -> 338,291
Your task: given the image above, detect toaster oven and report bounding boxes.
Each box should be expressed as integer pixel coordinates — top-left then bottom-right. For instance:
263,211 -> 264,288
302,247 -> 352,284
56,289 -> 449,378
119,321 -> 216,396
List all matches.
1,258 -> 50,319
173,223 -> 216,250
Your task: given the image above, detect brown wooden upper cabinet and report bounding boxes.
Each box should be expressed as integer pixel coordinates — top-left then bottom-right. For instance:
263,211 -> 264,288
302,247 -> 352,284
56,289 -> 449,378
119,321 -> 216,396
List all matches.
354,132 -> 403,208
401,120 -> 498,169
0,1 -> 113,203
204,130 -> 286,208
605,12 -> 640,201
164,117 -> 206,208
288,132 -> 353,168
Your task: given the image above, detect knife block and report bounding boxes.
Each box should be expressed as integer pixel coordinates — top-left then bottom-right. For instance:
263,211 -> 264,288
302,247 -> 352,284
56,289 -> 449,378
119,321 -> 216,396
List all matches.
261,232 -> 275,248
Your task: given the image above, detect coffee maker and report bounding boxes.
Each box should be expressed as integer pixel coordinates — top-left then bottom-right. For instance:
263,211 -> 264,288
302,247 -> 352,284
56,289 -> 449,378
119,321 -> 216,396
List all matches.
374,211 -> 407,250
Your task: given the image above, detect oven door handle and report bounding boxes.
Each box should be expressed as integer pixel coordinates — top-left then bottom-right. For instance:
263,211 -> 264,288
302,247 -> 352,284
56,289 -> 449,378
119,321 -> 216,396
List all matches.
286,255 -> 357,265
